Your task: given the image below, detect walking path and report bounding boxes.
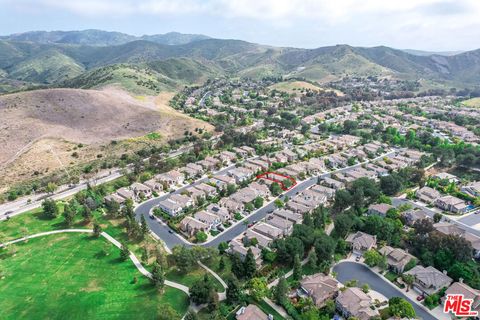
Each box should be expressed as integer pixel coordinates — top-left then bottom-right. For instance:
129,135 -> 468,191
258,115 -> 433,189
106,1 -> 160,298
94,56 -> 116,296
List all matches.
197,260 -> 227,300
0,229 -> 190,295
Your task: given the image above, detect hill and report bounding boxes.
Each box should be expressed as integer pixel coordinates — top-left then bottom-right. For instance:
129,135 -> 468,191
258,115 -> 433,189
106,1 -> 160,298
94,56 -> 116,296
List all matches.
0,29 -> 210,46
1,34 -> 480,91
0,87 -> 212,188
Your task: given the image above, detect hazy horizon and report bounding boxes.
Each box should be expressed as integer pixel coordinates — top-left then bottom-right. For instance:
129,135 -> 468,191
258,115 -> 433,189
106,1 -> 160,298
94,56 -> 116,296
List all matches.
1,0 -> 479,52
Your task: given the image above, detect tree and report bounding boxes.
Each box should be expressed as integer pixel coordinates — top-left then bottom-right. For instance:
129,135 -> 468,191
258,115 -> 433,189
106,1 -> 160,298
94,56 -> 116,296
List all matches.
82,205 -> 92,222
62,203 -> 76,227
333,213 -> 354,238
184,310 -> 199,320
140,215 -> 149,237
388,297 -> 416,318
46,182 -> 58,194
363,250 -> 383,267
402,274 -> 415,292
151,262 -> 165,290
158,305 -> 179,320
270,182 -> 283,196
314,234 -> 336,265
42,199 -> 59,219
93,222 -> 102,237
196,231 -> 208,243
248,277 -> 268,301
190,274 -> 216,305
120,242 -> 130,261
244,248 -> 257,279
231,253 -> 245,279
218,242 -> 228,254
274,199 -> 284,208
307,249 -> 318,270
172,246 -> 196,273
219,256 -> 225,270
433,213 -> 443,223
361,283 -> 370,293
274,276 -> 288,304
293,254 -> 302,280
380,175 -> 403,196
253,197 -> 264,209
226,276 -> 242,304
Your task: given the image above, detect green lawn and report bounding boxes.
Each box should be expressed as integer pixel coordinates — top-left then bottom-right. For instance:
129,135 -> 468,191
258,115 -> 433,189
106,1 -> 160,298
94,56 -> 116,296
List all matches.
166,266 -> 225,292
0,233 -> 189,320
384,271 -> 398,282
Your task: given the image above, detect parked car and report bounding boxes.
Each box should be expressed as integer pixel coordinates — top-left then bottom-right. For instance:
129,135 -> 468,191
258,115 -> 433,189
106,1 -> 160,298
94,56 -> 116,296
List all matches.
355,256 -> 361,262
416,295 -> 425,301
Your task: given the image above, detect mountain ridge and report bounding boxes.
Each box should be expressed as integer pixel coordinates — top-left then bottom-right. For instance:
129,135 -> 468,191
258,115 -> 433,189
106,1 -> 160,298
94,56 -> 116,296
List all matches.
1,30 -> 480,92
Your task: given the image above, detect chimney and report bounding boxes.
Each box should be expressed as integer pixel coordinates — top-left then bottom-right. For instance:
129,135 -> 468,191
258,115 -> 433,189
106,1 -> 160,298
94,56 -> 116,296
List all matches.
443,270 -> 448,275
459,278 -> 464,283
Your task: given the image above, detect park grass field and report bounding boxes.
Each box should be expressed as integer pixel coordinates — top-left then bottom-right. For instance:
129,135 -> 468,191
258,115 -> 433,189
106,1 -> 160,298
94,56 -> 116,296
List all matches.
463,97 -> 480,108
166,266 -> 225,293
0,233 -> 189,320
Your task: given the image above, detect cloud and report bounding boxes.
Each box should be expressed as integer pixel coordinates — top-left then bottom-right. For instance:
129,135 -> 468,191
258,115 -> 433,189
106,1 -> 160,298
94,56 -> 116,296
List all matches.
1,0 -> 480,50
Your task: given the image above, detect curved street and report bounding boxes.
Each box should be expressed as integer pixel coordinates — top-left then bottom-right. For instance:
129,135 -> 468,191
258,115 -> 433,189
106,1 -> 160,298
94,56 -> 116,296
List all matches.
135,150 -> 398,250
333,261 -> 438,320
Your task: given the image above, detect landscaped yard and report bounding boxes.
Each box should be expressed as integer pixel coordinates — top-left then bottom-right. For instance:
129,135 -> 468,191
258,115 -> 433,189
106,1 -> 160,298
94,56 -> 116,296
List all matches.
0,233 -> 189,320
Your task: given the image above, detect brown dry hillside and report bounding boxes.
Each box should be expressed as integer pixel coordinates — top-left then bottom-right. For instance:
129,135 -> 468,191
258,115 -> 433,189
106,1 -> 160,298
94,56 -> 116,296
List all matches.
0,87 -> 212,189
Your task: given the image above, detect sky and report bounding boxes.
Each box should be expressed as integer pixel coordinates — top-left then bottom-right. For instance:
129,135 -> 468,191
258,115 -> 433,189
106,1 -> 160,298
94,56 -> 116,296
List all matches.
0,0 -> 479,51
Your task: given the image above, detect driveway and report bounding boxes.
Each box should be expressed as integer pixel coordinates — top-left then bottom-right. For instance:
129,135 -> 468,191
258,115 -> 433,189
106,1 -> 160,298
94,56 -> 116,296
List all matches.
333,261 -> 437,320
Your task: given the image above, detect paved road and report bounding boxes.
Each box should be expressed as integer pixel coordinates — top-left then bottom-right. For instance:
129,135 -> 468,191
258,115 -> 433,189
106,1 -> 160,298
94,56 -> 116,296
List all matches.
137,149 -> 398,250
333,261 -> 436,320
0,138 -> 218,221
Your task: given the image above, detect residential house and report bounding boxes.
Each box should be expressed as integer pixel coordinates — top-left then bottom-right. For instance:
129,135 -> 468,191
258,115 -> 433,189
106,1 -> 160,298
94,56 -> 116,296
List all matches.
229,240 -> 262,266
104,193 -> 126,205
310,185 -> 336,200
299,273 -> 339,307
158,199 -> 185,216
179,216 -> 209,236
265,215 -> 294,236
405,265 -> 453,295
461,181 -> 480,198
249,182 -> 271,198
194,183 -> 218,197
228,167 -> 255,183
367,203 -> 394,217
379,246 -> 416,273
416,186 -> 442,204
218,198 -> 244,213
116,187 -> 134,201
433,172 -> 460,184
235,304 -> 271,320
403,208 -> 432,226
143,179 -> 163,193
193,210 -> 220,229
206,204 -> 231,222
210,174 -> 236,189
286,201 -> 312,215
217,150 -> 237,164
346,231 -> 377,256
272,209 -> 303,224
155,170 -> 184,187
434,222 -> 480,258
244,229 -> 273,249
435,195 -> 468,214
320,177 -> 345,190
130,182 -> 152,200
336,287 -> 379,320
253,222 -> 284,239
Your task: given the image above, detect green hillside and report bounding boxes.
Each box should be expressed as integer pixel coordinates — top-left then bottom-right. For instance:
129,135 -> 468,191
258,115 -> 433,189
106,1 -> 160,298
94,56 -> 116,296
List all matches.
9,49 -> 85,83
2,34 -> 480,93
61,64 -> 177,95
